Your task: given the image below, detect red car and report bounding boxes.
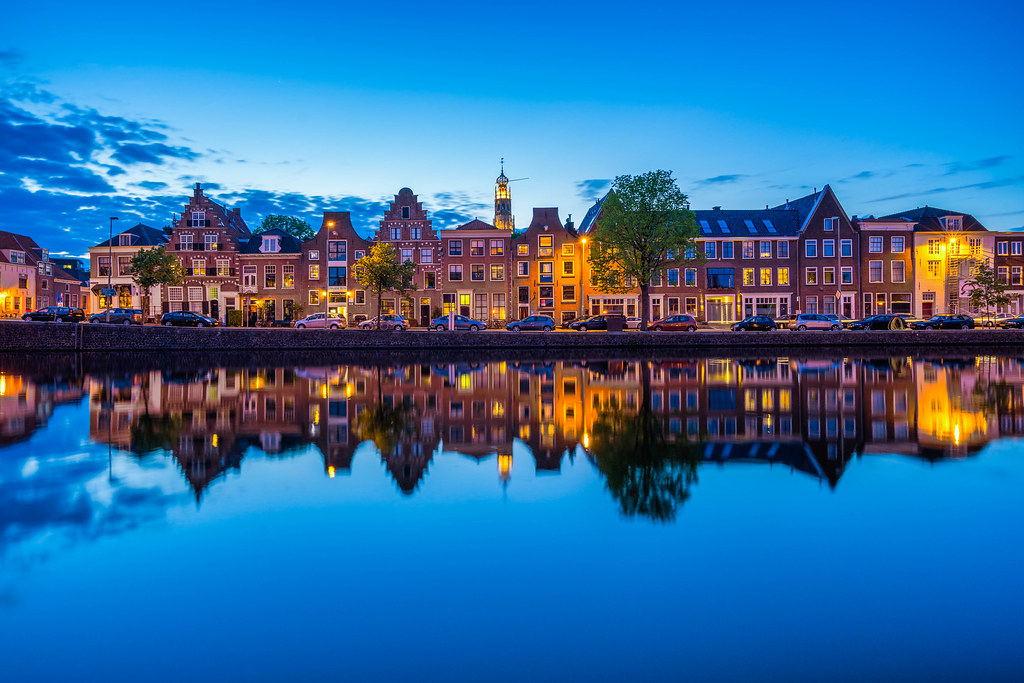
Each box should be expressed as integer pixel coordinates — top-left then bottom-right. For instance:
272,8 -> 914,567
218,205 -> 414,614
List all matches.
650,314 -> 698,331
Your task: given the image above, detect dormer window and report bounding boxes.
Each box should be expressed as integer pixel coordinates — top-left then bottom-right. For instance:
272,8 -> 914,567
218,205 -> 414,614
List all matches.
261,235 -> 280,253
41,249 -> 49,260
9,251 -> 25,264
119,234 -> 133,246
945,216 -> 962,230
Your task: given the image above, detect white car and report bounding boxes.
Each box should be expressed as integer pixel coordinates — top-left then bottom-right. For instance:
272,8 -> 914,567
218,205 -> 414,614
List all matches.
975,312 -> 1016,328
624,317 -> 642,329
294,313 -> 346,329
790,313 -> 842,331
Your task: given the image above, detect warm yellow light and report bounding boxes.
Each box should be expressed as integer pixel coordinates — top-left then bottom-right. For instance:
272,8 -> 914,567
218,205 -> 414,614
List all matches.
320,384 -> 328,399
328,465 -> 336,478
313,406 -> 320,425
327,221 -> 335,227
498,454 -> 512,479
581,237 -> 587,245
582,433 -> 590,449
949,238 -> 956,245
954,423 -> 961,446
211,434 -> 219,448
346,382 -> 355,397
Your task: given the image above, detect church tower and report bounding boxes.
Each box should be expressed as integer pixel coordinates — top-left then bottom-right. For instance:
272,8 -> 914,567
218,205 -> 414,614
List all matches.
494,159 -> 514,231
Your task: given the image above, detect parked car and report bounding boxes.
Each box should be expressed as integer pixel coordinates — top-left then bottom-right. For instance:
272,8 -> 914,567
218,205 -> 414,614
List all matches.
431,314 -> 486,331
507,315 -> 555,332
975,312 -> 1016,328
650,314 -> 698,332
910,315 -> 975,330
568,314 -> 626,331
22,306 -> 85,323
790,313 -> 843,331
847,314 -> 907,330
160,311 -> 219,327
998,315 -> 1024,329
624,316 -> 643,330
731,315 -> 777,332
774,314 -> 798,330
294,313 -> 345,329
358,314 -> 408,330
89,308 -> 143,325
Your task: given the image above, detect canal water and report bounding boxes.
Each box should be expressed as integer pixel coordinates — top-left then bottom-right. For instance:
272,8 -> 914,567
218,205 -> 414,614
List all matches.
0,353 -> 1021,682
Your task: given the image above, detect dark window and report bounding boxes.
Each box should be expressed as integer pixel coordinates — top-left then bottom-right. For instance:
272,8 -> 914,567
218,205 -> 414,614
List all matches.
707,268 -> 735,289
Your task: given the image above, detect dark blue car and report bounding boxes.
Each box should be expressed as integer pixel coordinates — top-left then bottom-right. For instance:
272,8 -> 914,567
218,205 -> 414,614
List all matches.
506,315 -> 555,332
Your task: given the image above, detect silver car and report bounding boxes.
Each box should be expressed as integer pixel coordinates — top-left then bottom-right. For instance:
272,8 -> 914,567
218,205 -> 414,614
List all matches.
791,313 -> 842,331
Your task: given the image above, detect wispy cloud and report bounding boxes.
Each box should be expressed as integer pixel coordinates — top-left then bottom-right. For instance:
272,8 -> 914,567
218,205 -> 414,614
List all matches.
944,156 -> 1012,175
575,178 -> 611,200
694,174 -> 747,187
0,48 -> 23,68
870,176 -> 1024,203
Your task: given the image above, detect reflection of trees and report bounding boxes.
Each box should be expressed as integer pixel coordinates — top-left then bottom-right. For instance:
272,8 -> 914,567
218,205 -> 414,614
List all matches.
590,363 -> 701,523
129,414 -> 183,457
357,365 -> 417,456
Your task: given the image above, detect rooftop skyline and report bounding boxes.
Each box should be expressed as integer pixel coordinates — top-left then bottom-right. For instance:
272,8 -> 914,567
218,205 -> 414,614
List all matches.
2,0 -> 1022,257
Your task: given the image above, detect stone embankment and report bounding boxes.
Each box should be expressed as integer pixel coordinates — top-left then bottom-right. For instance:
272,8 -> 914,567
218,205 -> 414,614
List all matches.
2,320 -> 1023,352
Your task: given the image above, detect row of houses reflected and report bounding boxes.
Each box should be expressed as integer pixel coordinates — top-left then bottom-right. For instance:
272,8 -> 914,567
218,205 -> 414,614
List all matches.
2,354 -> 1023,518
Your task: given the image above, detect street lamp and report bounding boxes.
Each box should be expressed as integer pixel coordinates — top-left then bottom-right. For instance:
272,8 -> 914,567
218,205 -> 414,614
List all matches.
322,289 -> 328,325
580,237 -> 587,318
107,216 -> 118,322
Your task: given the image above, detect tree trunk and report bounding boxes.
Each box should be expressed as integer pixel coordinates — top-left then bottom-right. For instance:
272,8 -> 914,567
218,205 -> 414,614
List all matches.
376,288 -> 383,329
639,283 -> 650,331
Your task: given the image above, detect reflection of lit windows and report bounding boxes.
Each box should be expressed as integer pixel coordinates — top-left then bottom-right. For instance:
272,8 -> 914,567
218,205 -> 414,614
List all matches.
779,389 -> 792,412
872,422 -> 887,439
744,389 -> 757,411
761,389 -> 774,411
492,401 -> 505,418
518,424 -> 530,440
808,418 -> 821,438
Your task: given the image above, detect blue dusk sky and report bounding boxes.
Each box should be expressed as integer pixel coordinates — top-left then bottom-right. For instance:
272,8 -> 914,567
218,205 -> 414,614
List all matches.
1,0 -> 1022,256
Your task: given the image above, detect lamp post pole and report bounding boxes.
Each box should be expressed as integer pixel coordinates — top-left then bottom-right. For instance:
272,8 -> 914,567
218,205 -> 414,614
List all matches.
580,237 -> 587,319
107,216 -> 118,322
323,289 -> 329,326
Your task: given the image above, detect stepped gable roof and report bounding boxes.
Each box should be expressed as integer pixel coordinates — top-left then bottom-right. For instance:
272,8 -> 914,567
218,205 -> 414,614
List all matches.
694,207 -> 802,237
877,206 -> 987,232
93,223 -> 168,248
240,228 -> 304,254
453,219 -> 500,231
182,183 -> 250,237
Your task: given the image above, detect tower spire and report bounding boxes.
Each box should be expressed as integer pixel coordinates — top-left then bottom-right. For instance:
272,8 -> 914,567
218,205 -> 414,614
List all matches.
494,159 -> 513,231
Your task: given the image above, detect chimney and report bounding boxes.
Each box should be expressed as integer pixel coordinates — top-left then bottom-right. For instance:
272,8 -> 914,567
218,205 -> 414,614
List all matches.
564,214 -> 574,232
194,182 -> 203,198
712,206 -> 722,211
232,207 -> 240,215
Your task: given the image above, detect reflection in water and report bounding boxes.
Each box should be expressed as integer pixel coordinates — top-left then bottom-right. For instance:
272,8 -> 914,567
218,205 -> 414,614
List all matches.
2,354 -> 1023,521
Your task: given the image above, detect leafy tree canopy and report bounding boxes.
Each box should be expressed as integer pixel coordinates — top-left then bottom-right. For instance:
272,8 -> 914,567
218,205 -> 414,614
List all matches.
254,214 -> 315,241
129,245 -> 184,291
587,170 -> 700,328
963,259 -> 1011,316
353,242 -> 416,328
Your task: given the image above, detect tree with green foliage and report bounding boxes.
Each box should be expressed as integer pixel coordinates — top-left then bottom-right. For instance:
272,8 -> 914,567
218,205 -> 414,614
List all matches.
587,170 -> 700,330
129,245 -> 184,319
963,259 -> 1011,321
254,214 -> 315,241
587,361 -> 701,522
353,242 -> 416,328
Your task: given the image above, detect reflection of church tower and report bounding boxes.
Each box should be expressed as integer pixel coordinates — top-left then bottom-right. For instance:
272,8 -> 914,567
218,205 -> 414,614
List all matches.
494,159 -> 514,231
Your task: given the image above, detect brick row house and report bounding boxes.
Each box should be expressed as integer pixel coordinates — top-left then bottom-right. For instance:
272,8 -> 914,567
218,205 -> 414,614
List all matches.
371,188 -> 445,325
301,211 -> 374,323
441,219 -> 511,322
511,208 -> 583,325
165,183 -> 250,320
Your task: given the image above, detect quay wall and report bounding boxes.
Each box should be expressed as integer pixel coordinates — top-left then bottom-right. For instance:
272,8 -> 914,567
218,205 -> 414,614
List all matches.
2,320 -> 1023,352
